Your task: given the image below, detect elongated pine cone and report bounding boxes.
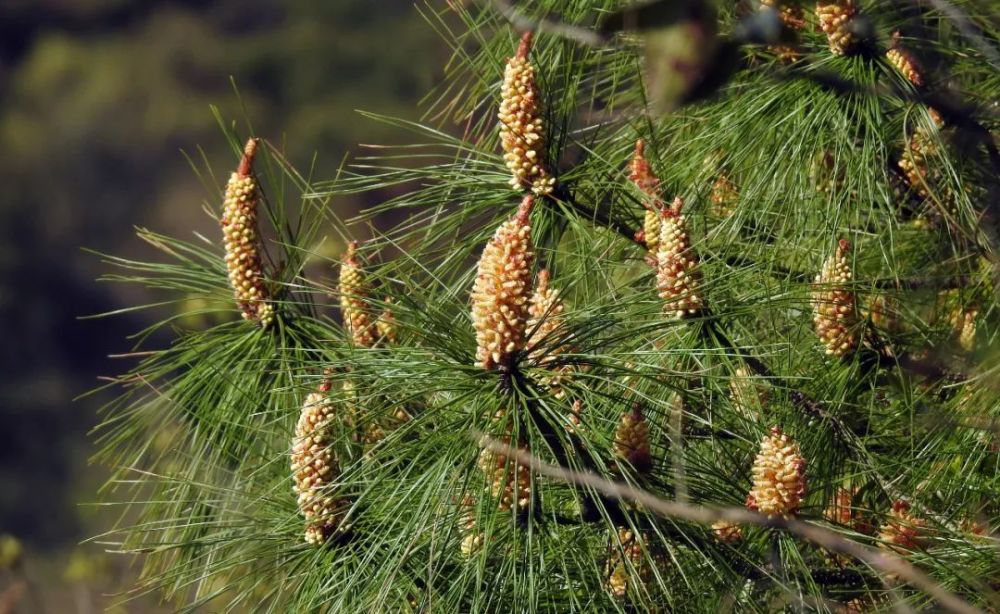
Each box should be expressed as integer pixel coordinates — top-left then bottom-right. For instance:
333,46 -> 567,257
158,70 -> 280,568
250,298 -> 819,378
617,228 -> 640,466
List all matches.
362,406 -> 410,452
499,32 -> 554,195
221,138 -> 275,328
376,298 -> 398,344
710,173 -> 739,218
748,427 -> 807,517
615,404 -> 652,472
812,239 -> 859,357
867,294 -> 900,334
605,527 -> 651,598
879,500 -> 925,552
629,140 -> 663,252
950,307 -> 978,352
477,436 -> 532,512
897,129 -> 939,200
292,392 -> 342,545
811,150 -> 843,195
886,34 -> 924,87
816,0 -> 858,55
823,487 -> 856,526
471,196 -> 536,370
628,139 -> 661,253
340,241 -> 376,347
761,0 -> 805,29
712,520 -> 743,543
657,197 -> 703,318
458,494 -> 484,556
730,366 -> 769,418
760,0 -> 805,61
568,399 -> 583,433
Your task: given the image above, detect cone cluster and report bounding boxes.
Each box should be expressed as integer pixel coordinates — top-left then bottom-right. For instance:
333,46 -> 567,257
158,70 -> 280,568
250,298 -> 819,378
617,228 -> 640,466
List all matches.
710,173 -> 739,218
614,405 -> 652,472
477,434 -> 532,513
886,35 -> 924,87
878,500 -> 925,552
362,407 -> 410,452
811,150 -> 843,195
568,399 -> 583,433
656,197 -> 703,318
748,427 -> 807,517
221,138 -> 275,328
629,140 -> 663,252
867,294 -> 900,333
812,239 -> 859,357
816,0 -> 859,55
823,487 -> 856,526
761,0 -> 805,29
950,307 -> 978,352
712,520 -> 743,543
340,241 -> 377,347
760,0 -> 804,61
605,527 -> 649,598
499,32 -> 555,196
458,494 -> 484,556
291,391 -> 342,545
471,197 -> 536,370
897,130 -> 939,200
376,298 -> 398,345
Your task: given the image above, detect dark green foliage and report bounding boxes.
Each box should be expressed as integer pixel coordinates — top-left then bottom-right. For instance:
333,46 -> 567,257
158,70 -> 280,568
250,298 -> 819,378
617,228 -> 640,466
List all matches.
94,0 -> 999,611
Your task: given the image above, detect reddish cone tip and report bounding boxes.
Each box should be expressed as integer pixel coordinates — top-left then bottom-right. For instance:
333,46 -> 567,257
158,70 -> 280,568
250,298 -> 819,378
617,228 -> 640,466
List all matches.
517,31 -> 533,58
238,138 -> 259,176
516,195 -> 535,222
661,197 -> 685,218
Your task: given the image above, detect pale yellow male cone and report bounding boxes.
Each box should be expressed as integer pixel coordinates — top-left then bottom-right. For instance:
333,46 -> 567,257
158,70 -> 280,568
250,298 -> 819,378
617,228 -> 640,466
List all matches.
291,391 -> 343,545
816,0 -> 859,55
748,426 -> 807,517
221,138 -> 275,328
471,196 -> 536,371
339,241 -> 377,347
656,197 -> 703,318
629,140 -> 663,252
812,239 -> 859,357
499,32 -> 555,196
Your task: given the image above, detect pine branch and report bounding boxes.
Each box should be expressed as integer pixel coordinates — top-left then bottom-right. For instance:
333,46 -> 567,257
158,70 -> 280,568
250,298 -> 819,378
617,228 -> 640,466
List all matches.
477,434 -> 985,614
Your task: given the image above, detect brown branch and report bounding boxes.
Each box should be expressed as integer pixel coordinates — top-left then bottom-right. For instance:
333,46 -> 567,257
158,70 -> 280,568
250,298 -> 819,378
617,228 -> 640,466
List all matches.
475,434 -> 986,614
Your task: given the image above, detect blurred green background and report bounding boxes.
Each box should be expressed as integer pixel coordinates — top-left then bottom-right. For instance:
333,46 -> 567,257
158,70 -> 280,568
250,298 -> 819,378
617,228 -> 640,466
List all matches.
0,0 -> 442,609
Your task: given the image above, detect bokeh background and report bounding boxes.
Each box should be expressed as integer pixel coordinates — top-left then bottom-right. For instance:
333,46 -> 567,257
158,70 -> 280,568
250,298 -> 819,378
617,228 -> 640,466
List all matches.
0,0 -> 443,609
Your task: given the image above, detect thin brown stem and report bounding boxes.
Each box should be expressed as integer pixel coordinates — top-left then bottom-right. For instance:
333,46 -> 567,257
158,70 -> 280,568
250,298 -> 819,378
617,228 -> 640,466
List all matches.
475,434 -> 985,614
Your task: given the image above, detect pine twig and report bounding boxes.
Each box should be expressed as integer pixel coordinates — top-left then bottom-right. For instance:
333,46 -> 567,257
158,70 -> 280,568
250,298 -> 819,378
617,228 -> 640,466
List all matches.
475,433 -> 986,614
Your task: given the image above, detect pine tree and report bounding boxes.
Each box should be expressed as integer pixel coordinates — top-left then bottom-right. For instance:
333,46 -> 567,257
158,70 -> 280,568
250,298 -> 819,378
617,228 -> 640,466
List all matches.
93,0 -> 999,611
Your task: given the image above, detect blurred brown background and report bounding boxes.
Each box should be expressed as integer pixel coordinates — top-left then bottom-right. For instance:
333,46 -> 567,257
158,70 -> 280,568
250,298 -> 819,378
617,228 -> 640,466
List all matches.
0,0 -> 441,609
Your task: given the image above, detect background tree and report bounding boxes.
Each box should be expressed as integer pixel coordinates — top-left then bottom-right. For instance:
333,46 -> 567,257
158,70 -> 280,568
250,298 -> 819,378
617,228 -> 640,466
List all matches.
95,0 -> 999,611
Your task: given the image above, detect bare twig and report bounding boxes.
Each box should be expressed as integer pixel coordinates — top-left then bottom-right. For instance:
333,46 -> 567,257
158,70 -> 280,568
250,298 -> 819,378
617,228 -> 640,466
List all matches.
475,433 -> 987,614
